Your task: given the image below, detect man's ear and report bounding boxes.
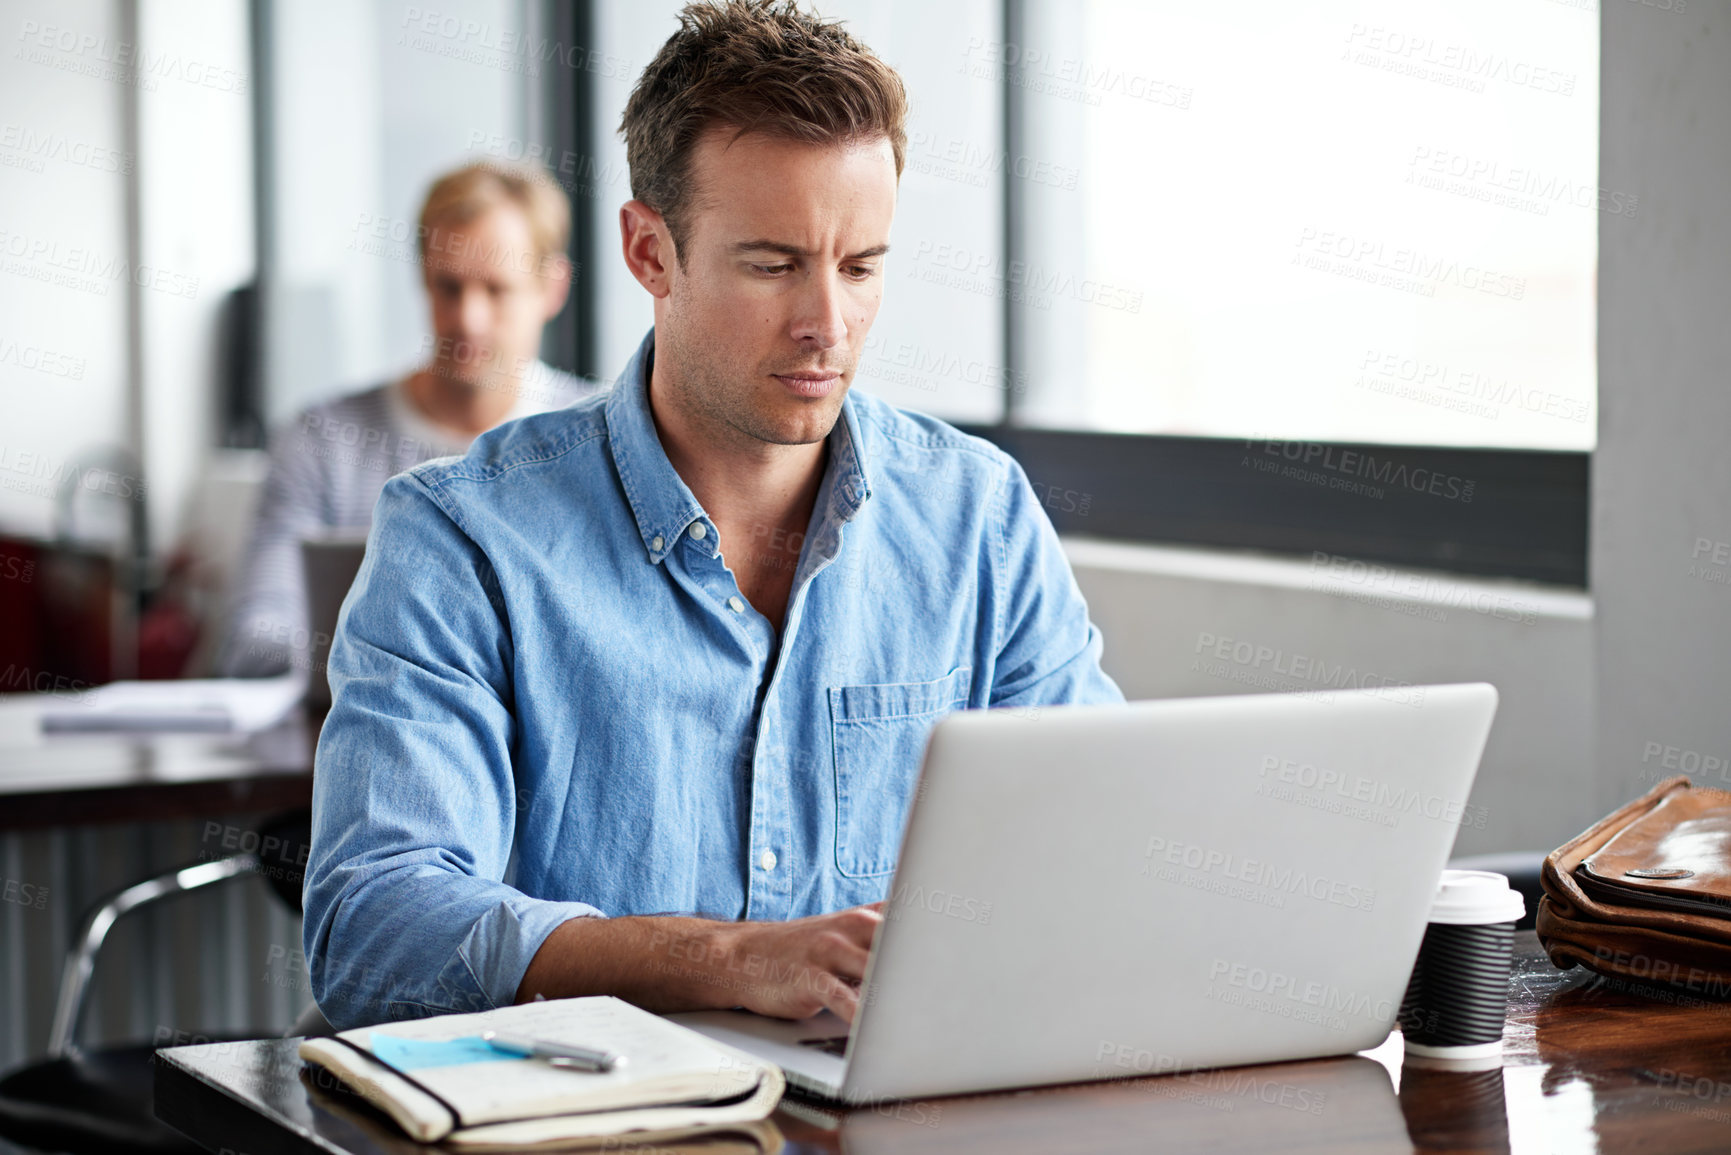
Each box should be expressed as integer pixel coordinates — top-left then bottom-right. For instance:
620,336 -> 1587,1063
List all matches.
538,253 -> 572,320
620,200 -> 675,299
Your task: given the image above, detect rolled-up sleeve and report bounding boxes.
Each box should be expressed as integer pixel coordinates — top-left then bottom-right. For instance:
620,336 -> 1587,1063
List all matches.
986,456 -> 1125,709
303,471 -> 603,1030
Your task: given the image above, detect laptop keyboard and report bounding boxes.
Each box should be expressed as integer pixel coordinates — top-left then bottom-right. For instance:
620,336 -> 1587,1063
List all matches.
799,1035 -> 849,1057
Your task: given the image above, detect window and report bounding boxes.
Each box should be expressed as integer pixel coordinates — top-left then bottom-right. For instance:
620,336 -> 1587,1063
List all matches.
1011,0 -> 1599,452
564,0 -> 1595,584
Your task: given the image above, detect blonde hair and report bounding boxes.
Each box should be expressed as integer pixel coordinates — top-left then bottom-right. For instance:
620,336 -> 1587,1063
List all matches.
416,161 -> 571,268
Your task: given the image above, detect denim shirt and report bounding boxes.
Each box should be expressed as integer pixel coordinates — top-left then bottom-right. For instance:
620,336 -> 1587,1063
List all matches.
303,329 -> 1123,1029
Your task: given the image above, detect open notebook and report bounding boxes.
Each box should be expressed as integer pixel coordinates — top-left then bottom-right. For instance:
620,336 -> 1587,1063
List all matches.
297,996 -> 785,1148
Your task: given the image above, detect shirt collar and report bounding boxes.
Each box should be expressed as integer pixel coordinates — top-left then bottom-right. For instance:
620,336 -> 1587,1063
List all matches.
606,328 -> 874,565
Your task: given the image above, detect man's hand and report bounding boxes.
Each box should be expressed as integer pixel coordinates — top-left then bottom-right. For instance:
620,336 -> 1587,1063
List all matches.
699,903 -> 884,1022
516,903 -> 885,1023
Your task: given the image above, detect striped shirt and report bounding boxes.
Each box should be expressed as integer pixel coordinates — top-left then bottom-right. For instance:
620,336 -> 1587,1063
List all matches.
218,366 -> 595,676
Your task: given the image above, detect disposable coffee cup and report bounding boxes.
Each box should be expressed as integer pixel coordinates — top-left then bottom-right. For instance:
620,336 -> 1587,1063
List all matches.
1397,869 -> 1525,1061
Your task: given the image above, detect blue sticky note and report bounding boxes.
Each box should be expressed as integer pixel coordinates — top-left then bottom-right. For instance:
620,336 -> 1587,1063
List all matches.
368,1033 -> 519,1071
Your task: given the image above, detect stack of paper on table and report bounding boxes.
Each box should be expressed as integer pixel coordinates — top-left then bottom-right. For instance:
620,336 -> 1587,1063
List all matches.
37,673 -> 304,733
297,996 -> 785,1149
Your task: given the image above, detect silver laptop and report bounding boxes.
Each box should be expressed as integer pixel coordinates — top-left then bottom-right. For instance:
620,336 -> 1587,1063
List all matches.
299,530 -> 367,712
668,683 -> 1498,1103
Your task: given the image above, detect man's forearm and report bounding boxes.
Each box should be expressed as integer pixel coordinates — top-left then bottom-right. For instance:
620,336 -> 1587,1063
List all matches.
515,904 -> 883,1022
515,915 -> 738,1011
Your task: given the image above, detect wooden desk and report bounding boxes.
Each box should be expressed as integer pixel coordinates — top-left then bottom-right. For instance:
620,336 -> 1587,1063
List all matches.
153,932 -> 1731,1154
0,703 -> 315,831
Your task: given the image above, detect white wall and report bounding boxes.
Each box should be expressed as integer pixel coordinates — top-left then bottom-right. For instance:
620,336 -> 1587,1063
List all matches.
1068,541 -> 1596,857
0,0 -> 132,540
0,0 -> 253,552
265,0 -> 384,422
137,0 -> 254,552
1593,2 -> 1731,812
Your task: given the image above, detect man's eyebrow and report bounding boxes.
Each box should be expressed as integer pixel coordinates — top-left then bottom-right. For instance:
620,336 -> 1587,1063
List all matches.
730,240 -> 891,260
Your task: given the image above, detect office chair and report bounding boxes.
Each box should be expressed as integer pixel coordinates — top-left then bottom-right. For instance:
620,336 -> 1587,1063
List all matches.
0,809 -> 313,1154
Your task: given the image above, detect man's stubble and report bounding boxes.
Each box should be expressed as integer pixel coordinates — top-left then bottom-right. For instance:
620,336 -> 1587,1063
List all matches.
656,291 -> 853,450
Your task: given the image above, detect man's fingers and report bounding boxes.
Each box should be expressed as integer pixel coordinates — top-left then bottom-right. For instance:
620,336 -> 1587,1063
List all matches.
819,970 -> 861,1025
837,906 -> 884,949
821,934 -> 872,981
731,908 -> 885,1023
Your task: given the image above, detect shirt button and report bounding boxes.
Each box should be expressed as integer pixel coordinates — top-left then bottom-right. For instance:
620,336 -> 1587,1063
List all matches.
688,523 -> 707,541
651,535 -> 663,552
759,850 -> 778,871
728,596 -> 745,614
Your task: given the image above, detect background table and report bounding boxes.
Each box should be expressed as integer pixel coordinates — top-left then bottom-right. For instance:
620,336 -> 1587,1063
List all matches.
0,702 -> 314,831
154,932 -> 1731,1154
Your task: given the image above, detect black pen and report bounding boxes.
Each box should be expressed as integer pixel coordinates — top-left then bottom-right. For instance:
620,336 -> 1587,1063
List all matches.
480,1030 -> 625,1072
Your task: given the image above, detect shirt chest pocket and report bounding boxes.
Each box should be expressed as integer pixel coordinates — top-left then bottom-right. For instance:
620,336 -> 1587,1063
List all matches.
829,666 -> 972,879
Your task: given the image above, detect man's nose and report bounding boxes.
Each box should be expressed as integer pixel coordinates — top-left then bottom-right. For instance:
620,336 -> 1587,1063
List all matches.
454,286 -> 492,338
789,271 -> 847,349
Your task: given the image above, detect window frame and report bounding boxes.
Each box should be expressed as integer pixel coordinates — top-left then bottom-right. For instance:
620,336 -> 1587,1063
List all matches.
962,426 -> 1588,586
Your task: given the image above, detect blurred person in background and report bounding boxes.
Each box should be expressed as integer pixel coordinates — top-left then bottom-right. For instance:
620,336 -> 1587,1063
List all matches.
219,162 -> 594,676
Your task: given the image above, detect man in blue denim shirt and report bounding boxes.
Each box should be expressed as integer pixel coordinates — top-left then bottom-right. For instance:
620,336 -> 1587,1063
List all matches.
304,0 -> 1122,1032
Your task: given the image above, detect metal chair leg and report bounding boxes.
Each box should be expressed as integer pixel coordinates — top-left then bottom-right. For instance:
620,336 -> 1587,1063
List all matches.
46,853 -> 262,1058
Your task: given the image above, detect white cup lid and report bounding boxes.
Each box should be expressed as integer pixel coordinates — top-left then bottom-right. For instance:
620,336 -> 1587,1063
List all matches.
1429,869 -> 1525,925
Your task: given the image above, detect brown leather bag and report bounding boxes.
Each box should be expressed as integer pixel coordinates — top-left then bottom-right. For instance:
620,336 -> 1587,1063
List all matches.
1536,775 -> 1731,994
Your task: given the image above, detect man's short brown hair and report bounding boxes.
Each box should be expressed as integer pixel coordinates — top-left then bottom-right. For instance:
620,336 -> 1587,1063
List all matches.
417,161 -> 571,270
620,0 -> 908,263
